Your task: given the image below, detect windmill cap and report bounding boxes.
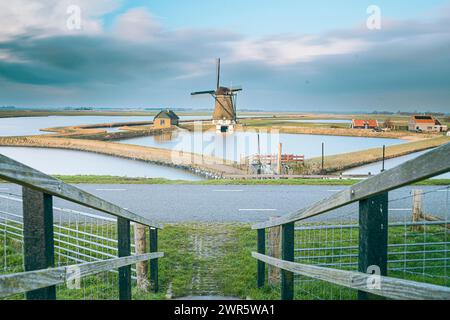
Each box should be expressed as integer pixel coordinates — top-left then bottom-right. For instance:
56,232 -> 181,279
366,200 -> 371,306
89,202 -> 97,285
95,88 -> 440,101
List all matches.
216,86 -> 231,94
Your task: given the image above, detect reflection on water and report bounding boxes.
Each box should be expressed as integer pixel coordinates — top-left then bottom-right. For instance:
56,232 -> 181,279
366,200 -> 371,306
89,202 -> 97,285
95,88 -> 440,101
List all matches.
118,129 -> 405,161
154,131 -> 175,143
0,147 -> 203,180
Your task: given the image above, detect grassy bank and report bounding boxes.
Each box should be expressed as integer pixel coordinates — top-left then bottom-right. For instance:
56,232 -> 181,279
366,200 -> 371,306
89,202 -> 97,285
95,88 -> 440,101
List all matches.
28,175 -> 450,186
0,136 -> 244,176
305,135 -> 450,174
239,118 -> 426,140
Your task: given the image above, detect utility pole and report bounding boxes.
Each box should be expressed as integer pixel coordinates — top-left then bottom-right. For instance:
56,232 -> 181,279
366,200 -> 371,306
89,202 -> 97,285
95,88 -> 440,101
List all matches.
381,145 -> 386,172
277,143 -> 283,175
257,132 -> 261,175
321,142 -> 325,173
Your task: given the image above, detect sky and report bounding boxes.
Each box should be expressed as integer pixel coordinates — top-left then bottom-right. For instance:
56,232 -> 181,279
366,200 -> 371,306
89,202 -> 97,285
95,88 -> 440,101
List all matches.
0,0 -> 449,112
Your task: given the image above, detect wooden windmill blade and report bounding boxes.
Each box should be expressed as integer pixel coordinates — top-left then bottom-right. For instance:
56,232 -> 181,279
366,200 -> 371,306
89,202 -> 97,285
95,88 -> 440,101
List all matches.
229,86 -> 242,92
216,58 -> 221,90
190,58 -> 242,123
191,90 -> 215,96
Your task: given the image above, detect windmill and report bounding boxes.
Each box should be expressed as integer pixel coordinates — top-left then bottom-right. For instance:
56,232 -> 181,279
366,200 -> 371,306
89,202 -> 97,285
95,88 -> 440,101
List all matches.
191,58 -> 242,133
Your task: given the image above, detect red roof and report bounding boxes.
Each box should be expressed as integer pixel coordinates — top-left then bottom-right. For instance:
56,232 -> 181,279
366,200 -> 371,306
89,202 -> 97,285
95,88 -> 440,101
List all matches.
352,119 -> 378,128
411,116 -> 436,124
414,119 -> 435,124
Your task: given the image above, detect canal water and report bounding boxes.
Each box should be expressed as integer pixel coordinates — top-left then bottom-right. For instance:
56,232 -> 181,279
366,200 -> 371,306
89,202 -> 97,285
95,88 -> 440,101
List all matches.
343,149 -> 450,179
0,115 -> 212,137
3,116 -> 440,180
117,130 -> 404,161
0,147 -> 202,180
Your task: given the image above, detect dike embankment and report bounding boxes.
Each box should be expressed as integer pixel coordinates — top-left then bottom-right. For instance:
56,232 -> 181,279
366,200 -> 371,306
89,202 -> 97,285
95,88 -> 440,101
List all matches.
0,136 -> 245,178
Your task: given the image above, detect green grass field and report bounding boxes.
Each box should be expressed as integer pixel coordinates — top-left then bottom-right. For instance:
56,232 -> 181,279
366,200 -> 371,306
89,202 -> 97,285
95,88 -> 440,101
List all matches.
1,222 -> 448,300
37,175 -> 450,186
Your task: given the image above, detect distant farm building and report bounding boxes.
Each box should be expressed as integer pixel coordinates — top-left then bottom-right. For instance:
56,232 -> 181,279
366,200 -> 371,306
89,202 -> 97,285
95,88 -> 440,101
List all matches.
408,115 -> 447,132
351,119 -> 379,129
153,110 -> 179,129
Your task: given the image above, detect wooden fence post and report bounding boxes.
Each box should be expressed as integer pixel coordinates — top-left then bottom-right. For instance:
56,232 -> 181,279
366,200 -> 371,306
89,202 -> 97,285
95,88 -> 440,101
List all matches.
22,187 -> 56,300
281,223 -> 294,300
118,217 -> 131,300
277,143 -> 283,175
358,192 -> 388,300
134,223 -> 150,292
257,228 -> 265,288
268,218 -> 281,286
150,227 -> 159,292
412,189 -> 423,232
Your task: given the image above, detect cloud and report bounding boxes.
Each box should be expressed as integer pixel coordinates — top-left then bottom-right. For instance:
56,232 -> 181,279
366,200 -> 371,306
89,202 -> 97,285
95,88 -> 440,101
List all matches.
112,7 -> 162,42
0,2 -> 449,111
229,35 -> 368,65
0,0 -> 120,41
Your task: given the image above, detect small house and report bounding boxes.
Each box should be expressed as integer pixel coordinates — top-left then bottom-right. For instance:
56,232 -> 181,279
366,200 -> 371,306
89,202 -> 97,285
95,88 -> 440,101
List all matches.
153,109 -> 179,129
351,119 -> 379,129
408,115 -> 448,132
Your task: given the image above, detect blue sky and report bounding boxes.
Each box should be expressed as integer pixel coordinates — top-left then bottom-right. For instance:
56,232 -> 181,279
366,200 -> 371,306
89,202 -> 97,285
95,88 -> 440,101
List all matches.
0,0 -> 449,112
105,0 -> 447,34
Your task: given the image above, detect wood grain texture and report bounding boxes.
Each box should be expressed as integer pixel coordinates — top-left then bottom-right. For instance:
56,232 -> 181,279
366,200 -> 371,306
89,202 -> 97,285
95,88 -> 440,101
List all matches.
253,143 -> 450,229
0,153 -> 162,229
118,217 -> 131,300
252,252 -> 450,300
22,188 -> 56,300
358,193 -> 388,300
281,223 -> 294,300
150,228 -> 159,292
0,252 -> 164,298
257,229 -> 266,288
134,224 -> 150,292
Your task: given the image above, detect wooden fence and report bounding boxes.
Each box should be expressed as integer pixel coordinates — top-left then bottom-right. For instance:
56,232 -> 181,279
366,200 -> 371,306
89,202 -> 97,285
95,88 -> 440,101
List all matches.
0,154 -> 163,300
247,154 -> 305,164
252,143 -> 450,300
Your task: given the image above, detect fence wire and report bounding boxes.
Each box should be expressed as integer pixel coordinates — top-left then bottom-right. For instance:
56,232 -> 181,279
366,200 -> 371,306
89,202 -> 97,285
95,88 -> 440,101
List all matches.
0,189 -> 142,300
263,184 -> 450,300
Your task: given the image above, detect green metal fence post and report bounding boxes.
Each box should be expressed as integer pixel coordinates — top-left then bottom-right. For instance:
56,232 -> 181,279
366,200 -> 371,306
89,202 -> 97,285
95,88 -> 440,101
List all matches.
118,217 -> 131,300
281,222 -> 294,300
150,227 -> 158,292
358,192 -> 388,300
22,187 -> 56,300
257,228 -> 266,288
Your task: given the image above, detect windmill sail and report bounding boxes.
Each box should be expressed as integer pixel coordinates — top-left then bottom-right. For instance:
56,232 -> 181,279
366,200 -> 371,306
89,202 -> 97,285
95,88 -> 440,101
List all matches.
216,58 -> 221,90
190,58 -> 242,132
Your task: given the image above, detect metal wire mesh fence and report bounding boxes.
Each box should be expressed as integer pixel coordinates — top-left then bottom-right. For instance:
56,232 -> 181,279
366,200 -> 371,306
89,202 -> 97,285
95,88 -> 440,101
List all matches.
282,184 -> 450,300
0,190 -> 144,300
293,204 -> 359,300
0,192 -> 24,275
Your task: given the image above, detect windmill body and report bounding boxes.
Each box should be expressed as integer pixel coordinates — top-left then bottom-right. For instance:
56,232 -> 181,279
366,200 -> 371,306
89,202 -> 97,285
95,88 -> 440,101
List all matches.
191,59 -> 242,133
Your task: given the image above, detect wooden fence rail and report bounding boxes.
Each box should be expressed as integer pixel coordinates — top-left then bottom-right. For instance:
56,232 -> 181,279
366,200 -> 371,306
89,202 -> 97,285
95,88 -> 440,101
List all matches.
0,153 -> 164,300
0,154 -> 162,228
252,253 -> 450,300
252,142 -> 450,300
253,143 -> 450,229
0,253 -> 164,298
